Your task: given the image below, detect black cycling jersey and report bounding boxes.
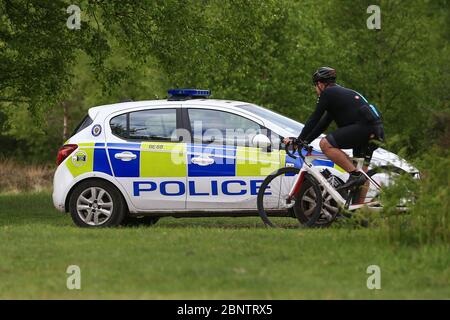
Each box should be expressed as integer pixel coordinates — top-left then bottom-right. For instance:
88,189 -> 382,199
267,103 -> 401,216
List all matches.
297,84 -> 384,164
298,84 -> 382,143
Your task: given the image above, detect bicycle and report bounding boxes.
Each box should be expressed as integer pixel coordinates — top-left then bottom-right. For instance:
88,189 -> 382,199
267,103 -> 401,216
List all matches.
257,140 -> 389,228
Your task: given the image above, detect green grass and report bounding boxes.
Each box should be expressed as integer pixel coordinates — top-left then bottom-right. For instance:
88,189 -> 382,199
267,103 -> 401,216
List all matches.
0,192 -> 448,299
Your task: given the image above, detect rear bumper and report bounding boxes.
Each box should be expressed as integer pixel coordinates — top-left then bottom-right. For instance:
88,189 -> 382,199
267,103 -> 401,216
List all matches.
52,162 -> 73,212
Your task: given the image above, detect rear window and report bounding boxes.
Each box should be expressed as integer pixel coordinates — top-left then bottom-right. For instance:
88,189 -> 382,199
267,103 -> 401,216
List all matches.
110,109 -> 177,141
71,115 -> 93,137
110,114 -> 128,138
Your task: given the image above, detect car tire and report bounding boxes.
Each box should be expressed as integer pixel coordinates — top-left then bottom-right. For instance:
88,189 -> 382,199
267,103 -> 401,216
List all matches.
69,179 -> 127,228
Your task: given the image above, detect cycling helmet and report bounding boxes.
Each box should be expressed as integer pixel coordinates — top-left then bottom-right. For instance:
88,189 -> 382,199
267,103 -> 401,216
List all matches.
312,67 -> 336,84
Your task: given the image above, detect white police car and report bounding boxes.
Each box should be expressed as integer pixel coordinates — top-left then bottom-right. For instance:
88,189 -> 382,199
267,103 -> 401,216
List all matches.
53,89 -> 418,227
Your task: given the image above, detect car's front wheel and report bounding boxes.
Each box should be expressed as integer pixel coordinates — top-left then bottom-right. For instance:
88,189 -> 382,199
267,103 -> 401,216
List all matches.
121,216 -> 160,227
69,179 -> 127,227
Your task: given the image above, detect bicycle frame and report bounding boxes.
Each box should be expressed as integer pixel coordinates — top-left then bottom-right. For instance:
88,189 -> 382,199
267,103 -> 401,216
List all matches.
287,152 -> 382,211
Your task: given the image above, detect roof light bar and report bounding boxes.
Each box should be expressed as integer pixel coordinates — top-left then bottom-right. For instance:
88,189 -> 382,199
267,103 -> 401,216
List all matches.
167,88 -> 211,101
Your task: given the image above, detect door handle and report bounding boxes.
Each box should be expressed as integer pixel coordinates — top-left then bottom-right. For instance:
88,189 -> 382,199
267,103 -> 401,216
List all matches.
191,156 -> 215,166
114,151 -> 137,161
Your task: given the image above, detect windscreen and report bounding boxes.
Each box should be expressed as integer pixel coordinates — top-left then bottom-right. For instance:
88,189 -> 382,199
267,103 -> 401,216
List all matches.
238,104 -> 304,136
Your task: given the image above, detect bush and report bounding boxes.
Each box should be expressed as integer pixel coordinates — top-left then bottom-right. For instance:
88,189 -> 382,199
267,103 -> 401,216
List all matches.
0,158 -> 54,193
380,149 -> 449,247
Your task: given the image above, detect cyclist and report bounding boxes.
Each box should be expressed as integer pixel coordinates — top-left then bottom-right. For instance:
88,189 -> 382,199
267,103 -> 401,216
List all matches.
283,67 -> 384,195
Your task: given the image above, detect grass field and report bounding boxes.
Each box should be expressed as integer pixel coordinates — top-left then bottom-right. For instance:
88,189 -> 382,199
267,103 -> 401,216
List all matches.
0,192 -> 448,299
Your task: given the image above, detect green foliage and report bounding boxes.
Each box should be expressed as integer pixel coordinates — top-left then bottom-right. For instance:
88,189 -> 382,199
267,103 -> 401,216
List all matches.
0,0 -> 115,112
380,149 -> 450,246
0,0 -> 448,160
323,0 -> 450,155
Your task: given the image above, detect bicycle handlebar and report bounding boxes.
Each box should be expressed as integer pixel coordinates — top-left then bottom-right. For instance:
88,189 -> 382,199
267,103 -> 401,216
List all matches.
284,139 -> 313,160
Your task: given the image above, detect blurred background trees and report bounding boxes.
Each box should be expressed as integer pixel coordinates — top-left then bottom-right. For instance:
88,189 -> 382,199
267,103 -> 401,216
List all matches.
0,0 -> 448,163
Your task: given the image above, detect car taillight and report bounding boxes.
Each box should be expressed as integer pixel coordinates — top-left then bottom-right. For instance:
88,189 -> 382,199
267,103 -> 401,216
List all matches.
56,144 -> 78,166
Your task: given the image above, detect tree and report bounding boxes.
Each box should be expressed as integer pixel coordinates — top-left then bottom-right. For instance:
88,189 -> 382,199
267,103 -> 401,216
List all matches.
322,0 -> 450,154
0,0 -> 448,162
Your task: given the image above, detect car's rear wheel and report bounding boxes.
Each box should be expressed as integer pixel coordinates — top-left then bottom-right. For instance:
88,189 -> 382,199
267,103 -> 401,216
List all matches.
69,180 -> 127,227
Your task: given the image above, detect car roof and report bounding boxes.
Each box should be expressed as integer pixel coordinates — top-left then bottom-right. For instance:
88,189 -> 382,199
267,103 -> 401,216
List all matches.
88,99 -> 252,119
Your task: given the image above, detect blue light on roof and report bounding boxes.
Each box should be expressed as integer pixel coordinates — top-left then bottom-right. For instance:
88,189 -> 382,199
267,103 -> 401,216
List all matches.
167,88 -> 211,100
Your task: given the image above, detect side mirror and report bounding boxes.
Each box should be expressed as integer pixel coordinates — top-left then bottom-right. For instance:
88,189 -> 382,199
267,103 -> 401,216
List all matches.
252,134 -> 271,148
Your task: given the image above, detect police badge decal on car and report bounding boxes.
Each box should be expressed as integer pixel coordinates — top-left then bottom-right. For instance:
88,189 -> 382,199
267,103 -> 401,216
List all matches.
71,150 -> 88,167
91,124 -> 102,136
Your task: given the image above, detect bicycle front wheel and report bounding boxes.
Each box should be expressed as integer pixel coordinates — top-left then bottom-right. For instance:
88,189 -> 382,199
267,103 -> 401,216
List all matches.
257,167 -> 323,227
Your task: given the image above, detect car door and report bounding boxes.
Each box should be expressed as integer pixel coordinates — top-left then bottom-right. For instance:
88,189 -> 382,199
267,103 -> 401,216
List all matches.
106,106 -> 187,210
185,107 -> 282,209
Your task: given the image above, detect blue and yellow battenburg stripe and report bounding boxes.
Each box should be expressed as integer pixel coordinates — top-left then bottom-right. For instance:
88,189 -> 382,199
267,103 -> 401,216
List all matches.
66,142 -> 111,177
66,142 -> 342,178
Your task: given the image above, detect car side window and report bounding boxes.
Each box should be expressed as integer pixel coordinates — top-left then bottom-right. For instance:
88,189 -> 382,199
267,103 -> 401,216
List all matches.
188,108 -> 261,146
110,109 -> 177,141
110,114 -> 127,138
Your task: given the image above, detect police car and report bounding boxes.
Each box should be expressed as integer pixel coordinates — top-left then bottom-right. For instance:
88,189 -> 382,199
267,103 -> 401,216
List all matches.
53,89 -> 419,227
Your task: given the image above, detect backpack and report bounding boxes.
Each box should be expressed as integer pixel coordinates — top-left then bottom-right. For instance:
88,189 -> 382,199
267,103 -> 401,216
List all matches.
360,104 -> 382,123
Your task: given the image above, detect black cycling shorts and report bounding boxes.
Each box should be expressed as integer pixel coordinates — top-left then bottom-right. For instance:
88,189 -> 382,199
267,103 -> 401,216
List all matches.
325,122 -> 384,165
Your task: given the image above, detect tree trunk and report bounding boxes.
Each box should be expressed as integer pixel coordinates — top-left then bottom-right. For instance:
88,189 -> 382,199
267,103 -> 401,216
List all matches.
62,101 -> 69,142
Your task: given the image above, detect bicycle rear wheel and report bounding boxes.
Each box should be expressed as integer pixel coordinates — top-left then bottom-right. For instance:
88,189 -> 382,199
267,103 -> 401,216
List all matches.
296,167 -> 405,228
257,167 -> 323,227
